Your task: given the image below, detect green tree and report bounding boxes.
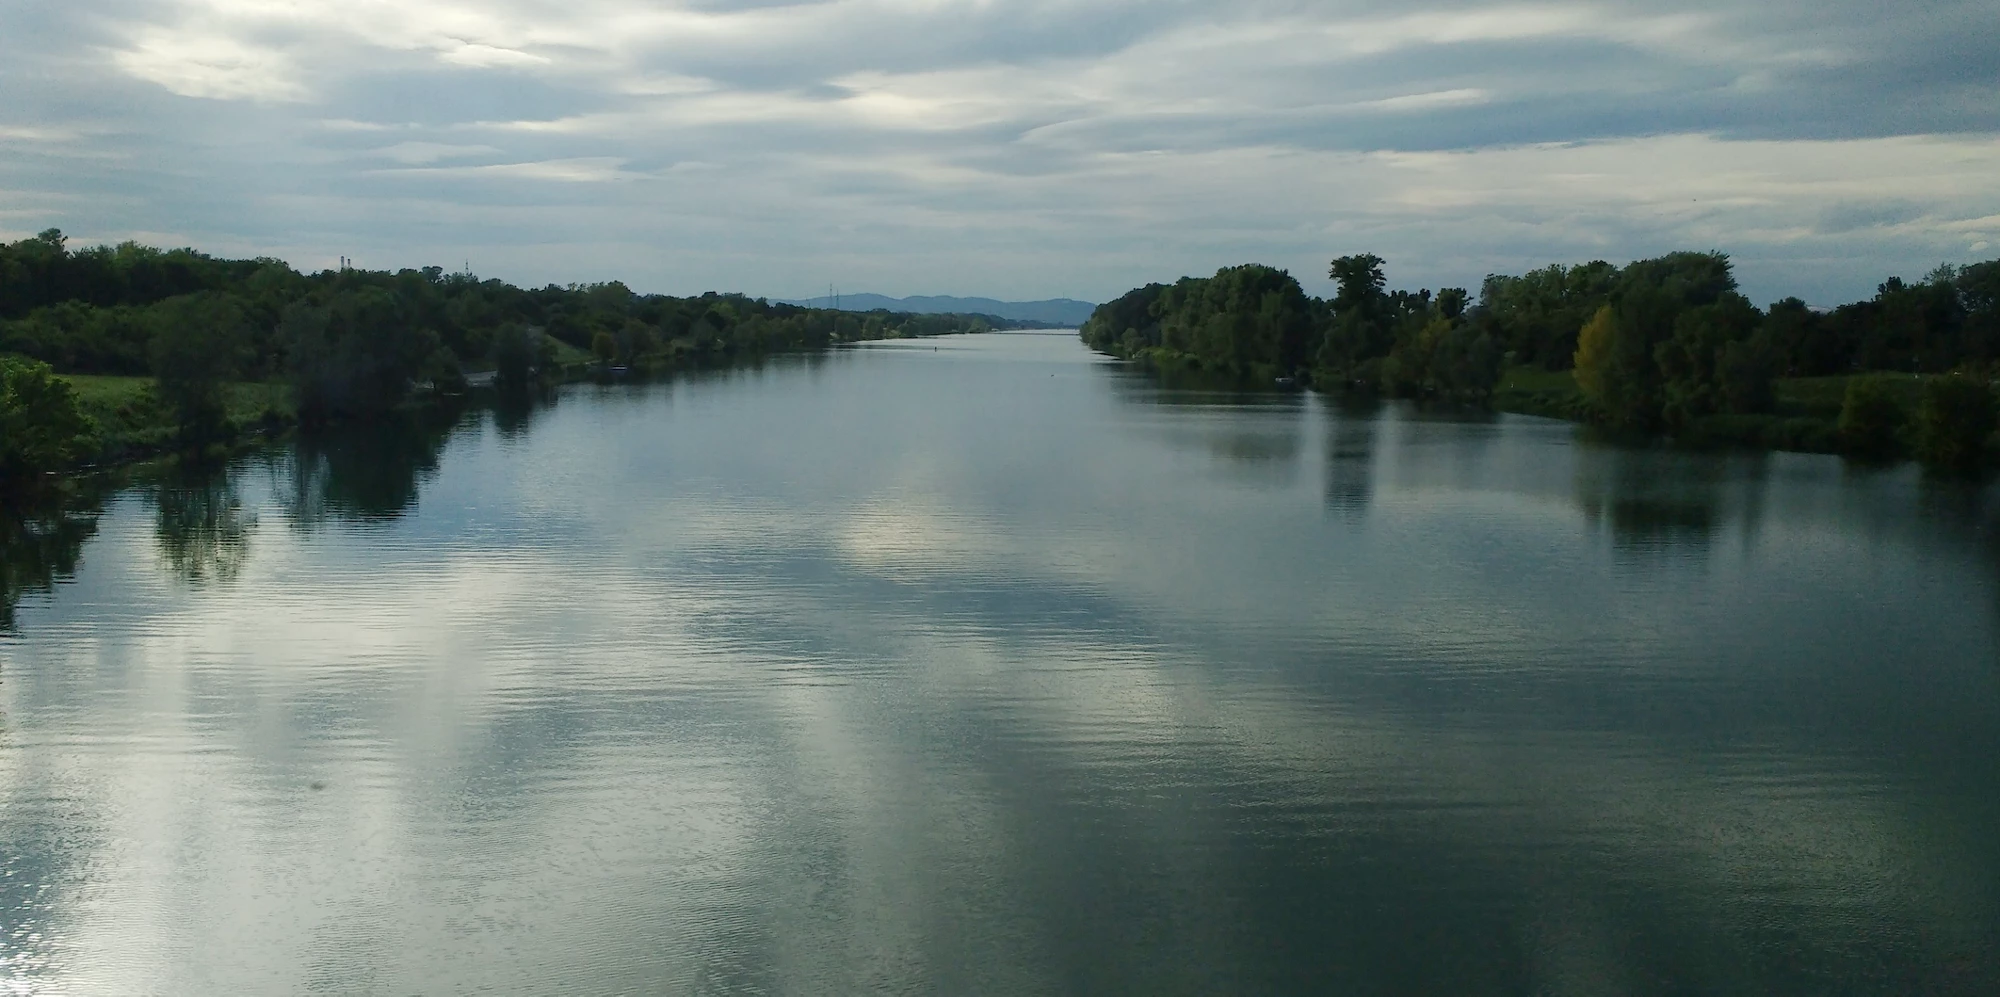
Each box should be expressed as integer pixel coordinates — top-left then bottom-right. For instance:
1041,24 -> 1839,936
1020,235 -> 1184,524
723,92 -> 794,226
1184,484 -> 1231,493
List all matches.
148,292 -> 251,443
1080,284 -> 1167,357
1837,376 -> 1906,458
492,322 -> 553,387
1316,254 -> 1392,384
0,356 -> 92,485
1478,260 -> 1619,369
1959,260 -> 2000,364
617,320 -> 661,362
1912,375 -> 1996,470
1379,288 -> 1500,402
591,329 -> 618,364
281,288 -> 441,420
1328,254 -> 1387,313
1762,297 -> 1846,376
1576,252 -> 1741,429
1654,292 -> 1765,428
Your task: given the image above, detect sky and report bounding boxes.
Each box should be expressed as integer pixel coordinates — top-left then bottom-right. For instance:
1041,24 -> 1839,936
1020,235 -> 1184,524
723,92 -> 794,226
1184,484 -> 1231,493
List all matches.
1,0 -> 1997,307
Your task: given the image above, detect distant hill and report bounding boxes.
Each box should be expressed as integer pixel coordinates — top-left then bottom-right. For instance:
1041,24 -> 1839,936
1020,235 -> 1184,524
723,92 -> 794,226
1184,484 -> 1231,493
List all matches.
778,293 -> 1097,327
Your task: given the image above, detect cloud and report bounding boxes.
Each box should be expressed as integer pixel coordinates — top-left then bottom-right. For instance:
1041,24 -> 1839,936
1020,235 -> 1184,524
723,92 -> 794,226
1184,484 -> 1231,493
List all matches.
374,156 -> 640,182
111,26 -> 309,101
0,0 -> 1995,302
369,141 -> 503,165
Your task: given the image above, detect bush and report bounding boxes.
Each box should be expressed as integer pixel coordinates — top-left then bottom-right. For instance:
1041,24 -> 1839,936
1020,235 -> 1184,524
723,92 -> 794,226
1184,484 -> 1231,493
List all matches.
1912,375 -> 1997,470
1837,376 -> 1907,458
0,356 -> 93,484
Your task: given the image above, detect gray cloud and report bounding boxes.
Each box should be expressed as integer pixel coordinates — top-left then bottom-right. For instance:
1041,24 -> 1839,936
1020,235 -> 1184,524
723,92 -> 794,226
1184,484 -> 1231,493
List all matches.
0,0 -> 1996,305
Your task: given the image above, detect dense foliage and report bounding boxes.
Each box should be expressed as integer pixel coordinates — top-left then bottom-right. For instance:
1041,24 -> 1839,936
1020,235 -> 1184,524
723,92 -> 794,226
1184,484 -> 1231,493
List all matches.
1081,257 -> 1503,403
0,229 -> 1018,479
1085,250 -> 2000,468
0,355 -> 92,486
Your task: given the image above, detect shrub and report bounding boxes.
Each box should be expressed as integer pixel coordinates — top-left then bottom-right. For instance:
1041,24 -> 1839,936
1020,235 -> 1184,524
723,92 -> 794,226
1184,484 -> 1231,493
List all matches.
1912,375 -> 1997,470
1837,376 -> 1906,458
0,356 -> 93,484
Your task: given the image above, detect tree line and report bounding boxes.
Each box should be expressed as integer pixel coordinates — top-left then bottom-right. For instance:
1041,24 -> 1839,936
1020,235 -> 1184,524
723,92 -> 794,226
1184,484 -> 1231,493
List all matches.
1082,251 -> 2000,468
0,230 -> 1017,488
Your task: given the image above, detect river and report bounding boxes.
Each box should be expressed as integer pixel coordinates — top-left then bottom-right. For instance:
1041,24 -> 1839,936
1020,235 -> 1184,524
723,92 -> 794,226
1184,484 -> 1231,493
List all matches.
3,332 -> 1998,994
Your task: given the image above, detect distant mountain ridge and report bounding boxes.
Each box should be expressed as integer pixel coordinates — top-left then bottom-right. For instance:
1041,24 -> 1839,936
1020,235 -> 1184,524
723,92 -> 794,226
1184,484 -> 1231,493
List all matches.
777,293 -> 1096,327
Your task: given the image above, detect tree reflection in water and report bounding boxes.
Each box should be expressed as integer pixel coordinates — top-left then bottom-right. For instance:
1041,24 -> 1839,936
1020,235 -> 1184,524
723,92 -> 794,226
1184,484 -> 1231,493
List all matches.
1323,398 -> 1382,519
1573,446 -> 1726,558
491,383 -> 554,440
0,489 -> 102,632
152,464 -> 256,585
283,405 -> 464,529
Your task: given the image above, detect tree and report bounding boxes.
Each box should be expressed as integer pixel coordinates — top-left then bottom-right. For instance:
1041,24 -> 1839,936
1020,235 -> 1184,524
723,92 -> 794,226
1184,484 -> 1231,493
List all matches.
492,322 -> 553,387
1654,292 -> 1766,427
1126,266 -> 1319,375
1478,260 -> 1620,369
591,329 -> 618,364
1763,297 -> 1843,376
1958,261 -> 2000,363
1080,284 -> 1167,357
1316,255 -> 1392,385
1379,287 -> 1500,402
1837,376 -> 1905,458
1716,335 -> 1776,414
1573,305 -> 1616,415
617,320 -> 661,362
1571,252 -> 1743,429
281,288 -> 441,420
148,292 -> 250,443
0,356 -> 92,485
1912,375 -> 1996,470
1328,254 -> 1387,313
1435,287 -> 1468,321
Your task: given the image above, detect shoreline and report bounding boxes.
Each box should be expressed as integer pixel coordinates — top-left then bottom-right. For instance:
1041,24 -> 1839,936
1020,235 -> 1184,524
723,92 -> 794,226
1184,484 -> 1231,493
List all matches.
1108,347 -> 1958,466
29,335 -> 957,488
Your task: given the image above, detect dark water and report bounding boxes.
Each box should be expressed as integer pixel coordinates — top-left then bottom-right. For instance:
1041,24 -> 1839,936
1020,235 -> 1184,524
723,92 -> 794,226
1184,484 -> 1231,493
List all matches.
4,333 -> 1999,994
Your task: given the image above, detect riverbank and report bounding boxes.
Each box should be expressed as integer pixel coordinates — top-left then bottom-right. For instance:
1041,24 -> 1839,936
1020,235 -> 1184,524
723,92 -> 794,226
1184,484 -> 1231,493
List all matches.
1492,365 -> 1947,457
63,374 -> 296,466
35,332 -> 933,479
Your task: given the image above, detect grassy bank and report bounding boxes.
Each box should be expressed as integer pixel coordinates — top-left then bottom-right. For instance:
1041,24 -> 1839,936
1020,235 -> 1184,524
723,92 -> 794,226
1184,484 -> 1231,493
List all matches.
1492,366 -> 1589,420
61,374 -> 295,463
44,330 -> 915,472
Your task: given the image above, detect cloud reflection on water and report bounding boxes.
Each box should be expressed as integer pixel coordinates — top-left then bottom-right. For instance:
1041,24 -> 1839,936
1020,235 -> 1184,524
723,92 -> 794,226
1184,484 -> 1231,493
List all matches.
2,334 -> 1998,992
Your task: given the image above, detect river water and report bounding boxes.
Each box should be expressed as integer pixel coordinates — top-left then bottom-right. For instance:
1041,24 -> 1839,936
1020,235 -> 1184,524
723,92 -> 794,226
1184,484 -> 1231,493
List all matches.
3,332 -> 1998,994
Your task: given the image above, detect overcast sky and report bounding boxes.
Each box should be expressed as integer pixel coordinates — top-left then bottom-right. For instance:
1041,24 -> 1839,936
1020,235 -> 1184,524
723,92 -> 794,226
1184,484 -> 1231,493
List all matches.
2,0 -> 1996,306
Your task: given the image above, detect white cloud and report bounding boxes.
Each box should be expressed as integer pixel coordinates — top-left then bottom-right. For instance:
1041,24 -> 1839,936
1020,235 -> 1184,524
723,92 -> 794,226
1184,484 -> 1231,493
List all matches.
0,0 -> 1993,301
0,125 -> 86,143
111,27 -> 309,101
370,141 -> 502,165
1364,88 -> 1493,112
373,156 -> 639,182
438,42 -> 551,69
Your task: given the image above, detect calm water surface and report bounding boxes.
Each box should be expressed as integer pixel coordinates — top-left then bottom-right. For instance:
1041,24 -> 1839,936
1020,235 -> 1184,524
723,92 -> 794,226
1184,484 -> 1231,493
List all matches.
3,332 -> 1999,994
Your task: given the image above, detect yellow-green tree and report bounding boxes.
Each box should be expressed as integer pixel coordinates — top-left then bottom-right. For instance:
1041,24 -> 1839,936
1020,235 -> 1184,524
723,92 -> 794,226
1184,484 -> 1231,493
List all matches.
1572,305 -> 1615,410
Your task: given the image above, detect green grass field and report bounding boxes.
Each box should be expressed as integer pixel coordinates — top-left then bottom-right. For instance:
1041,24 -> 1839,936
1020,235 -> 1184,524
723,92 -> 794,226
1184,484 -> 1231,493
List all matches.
1492,365 -> 1587,420
57,374 -> 295,456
